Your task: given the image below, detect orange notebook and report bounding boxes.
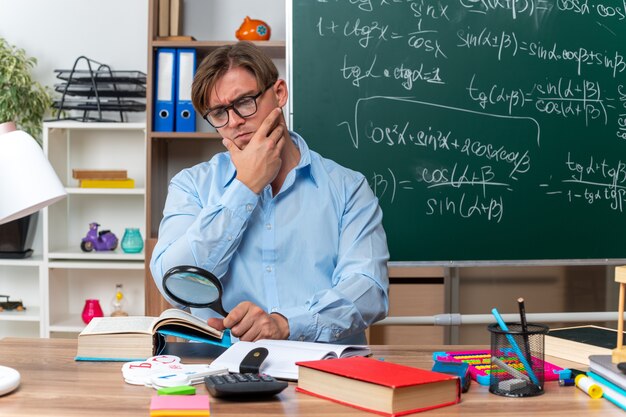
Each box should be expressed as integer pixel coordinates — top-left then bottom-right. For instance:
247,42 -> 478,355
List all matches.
296,357 -> 460,417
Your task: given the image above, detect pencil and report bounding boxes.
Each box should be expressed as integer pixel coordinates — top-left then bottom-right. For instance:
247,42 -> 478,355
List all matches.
491,307 -> 540,385
517,297 -> 532,364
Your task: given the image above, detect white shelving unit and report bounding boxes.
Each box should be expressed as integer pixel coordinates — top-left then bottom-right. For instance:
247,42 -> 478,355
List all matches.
39,121 -> 147,337
0,255 -> 46,338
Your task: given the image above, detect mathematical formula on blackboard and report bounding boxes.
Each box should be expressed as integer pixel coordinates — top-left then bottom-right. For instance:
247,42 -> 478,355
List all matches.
293,0 -> 626,260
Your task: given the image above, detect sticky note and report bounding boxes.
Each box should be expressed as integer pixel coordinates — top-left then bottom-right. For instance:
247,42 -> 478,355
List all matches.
157,385 -> 196,395
150,394 -> 210,416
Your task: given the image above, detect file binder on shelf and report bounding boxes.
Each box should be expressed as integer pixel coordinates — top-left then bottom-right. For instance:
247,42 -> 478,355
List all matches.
175,48 -> 197,132
154,48 -> 177,132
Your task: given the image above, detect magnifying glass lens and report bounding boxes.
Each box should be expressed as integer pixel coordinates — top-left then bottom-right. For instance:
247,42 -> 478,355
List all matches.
166,272 -> 220,305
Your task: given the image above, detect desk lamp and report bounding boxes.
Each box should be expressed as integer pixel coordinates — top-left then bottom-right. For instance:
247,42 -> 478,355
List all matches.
0,121 -> 67,395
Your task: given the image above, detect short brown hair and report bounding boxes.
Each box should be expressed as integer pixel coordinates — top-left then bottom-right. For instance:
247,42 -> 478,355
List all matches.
191,41 -> 279,116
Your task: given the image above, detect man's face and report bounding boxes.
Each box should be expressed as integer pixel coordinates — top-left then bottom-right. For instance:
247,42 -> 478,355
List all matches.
209,66 -> 277,150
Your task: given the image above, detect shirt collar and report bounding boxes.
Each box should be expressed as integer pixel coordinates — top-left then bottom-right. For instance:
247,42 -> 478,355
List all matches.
222,131 -> 318,188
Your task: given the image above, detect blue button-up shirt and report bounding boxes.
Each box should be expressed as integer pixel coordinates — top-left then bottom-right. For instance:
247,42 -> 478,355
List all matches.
150,131 -> 389,344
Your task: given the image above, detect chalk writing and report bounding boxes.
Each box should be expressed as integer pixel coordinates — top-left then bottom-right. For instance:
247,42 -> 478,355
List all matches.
619,85 -> 626,140
544,152 -> 626,212
467,74 -> 613,126
295,0 -> 626,260
457,26 -> 625,78
340,54 -> 444,89
425,194 -> 504,223
557,0 -> 626,20
339,96 -> 541,149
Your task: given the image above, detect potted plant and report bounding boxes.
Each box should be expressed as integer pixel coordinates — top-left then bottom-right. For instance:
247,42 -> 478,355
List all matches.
0,38 -> 53,258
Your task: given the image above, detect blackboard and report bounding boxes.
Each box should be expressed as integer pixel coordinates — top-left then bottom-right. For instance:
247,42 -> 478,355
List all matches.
291,0 -> 626,262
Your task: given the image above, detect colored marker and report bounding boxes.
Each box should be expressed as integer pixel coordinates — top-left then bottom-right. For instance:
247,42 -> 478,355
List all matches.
575,375 -> 603,399
491,307 -> 540,385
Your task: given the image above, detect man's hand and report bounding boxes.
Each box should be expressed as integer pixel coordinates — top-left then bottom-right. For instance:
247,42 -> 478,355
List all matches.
222,108 -> 285,194
207,301 -> 290,342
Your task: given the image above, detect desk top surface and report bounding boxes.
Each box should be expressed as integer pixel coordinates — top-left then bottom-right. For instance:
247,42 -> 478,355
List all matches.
0,337 -> 621,417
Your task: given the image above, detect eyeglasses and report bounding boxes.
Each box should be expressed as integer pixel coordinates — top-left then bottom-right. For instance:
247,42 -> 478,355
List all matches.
203,89 -> 267,128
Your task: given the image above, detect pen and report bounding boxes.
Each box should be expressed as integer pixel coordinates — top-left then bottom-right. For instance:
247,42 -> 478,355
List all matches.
491,307 -> 540,385
517,297 -> 532,364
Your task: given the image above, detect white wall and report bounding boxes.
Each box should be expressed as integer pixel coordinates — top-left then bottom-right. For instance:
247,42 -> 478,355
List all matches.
182,0 -> 285,41
0,0 -> 147,122
0,0 -> 286,123
0,0 -> 148,91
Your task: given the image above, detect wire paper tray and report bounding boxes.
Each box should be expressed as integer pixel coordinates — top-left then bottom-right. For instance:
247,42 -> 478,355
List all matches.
53,99 -> 146,112
52,56 -> 146,122
54,83 -> 146,98
54,69 -> 147,85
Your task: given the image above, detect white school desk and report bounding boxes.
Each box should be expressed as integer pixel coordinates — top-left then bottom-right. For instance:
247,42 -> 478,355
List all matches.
0,337 -> 621,417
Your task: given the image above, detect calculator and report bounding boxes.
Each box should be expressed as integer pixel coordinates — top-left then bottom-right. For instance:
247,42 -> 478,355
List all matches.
204,372 -> 288,398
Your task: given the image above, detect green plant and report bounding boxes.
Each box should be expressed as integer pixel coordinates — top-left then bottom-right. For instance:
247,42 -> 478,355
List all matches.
0,38 -> 52,140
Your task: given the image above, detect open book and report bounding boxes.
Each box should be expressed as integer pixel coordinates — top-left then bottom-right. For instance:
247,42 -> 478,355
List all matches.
210,339 -> 371,380
75,308 -> 231,361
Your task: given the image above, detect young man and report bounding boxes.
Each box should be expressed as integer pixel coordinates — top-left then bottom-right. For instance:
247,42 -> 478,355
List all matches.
150,41 -> 389,344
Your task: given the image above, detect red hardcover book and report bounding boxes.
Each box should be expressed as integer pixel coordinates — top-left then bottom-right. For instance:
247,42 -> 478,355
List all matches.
296,357 -> 460,417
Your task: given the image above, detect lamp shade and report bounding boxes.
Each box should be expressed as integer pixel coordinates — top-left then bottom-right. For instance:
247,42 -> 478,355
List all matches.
0,127 -> 67,225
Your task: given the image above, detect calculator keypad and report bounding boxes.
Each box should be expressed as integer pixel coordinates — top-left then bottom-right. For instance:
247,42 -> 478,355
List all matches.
204,372 -> 288,398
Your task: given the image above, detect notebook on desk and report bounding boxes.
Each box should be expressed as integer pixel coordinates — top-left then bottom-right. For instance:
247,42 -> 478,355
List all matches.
210,339 -> 371,380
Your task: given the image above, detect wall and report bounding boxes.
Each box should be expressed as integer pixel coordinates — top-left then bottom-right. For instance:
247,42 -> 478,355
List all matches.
0,0 -> 147,92
0,0 -> 286,110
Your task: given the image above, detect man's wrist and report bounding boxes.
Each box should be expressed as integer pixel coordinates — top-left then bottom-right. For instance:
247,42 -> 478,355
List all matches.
270,312 -> 290,339
236,174 -> 263,194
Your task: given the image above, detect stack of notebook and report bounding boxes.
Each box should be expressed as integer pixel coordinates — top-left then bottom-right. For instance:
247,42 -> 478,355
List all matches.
587,355 -> 626,411
72,169 -> 134,188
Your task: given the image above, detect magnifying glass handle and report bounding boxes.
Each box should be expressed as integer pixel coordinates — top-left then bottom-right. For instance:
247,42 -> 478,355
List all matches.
213,302 -> 229,318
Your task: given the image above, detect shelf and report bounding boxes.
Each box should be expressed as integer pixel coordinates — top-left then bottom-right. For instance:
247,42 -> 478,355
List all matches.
0,306 -> 41,322
151,40 -> 285,59
150,131 -> 222,140
48,261 -> 144,270
0,255 -> 44,267
44,121 -> 146,131
65,187 -> 146,195
48,247 -> 144,265
49,314 -> 85,333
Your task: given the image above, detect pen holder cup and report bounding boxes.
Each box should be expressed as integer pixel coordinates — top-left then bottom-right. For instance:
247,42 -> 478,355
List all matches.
487,322 -> 549,397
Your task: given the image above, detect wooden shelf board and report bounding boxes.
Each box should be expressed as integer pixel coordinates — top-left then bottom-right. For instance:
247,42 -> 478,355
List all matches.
149,131 -> 222,140
151,40 -> 285,59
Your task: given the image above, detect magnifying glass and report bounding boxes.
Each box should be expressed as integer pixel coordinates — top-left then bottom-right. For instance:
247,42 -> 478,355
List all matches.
162,265 -> 229,317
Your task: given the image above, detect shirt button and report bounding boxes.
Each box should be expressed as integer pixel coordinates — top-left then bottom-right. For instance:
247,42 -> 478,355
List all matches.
265,223 -> 272,230
299,336 -> 305,341
266,266 -> 272,273
227,235 -> 233,241
246,204 -> 253,212
271,307 -> 278,312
